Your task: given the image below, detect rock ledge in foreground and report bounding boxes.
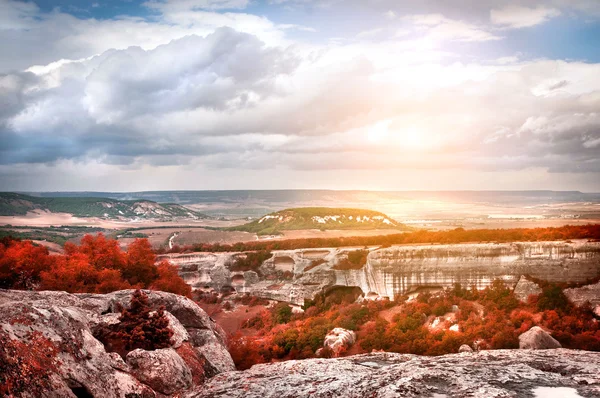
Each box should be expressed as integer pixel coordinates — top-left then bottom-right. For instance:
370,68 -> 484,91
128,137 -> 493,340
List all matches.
189,349 -> 600,398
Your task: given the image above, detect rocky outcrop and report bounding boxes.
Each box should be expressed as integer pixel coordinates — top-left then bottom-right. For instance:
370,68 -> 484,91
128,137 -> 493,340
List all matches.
127,348 -> 193,394
513,276 -> 542,302
0,289 -> 234,397
323,328 -> 356,356
189,349 -> 600,398
458,344 -> 473,353
519,326 -> 562,349
565,281 -> 600,316
163,240 -> 600,306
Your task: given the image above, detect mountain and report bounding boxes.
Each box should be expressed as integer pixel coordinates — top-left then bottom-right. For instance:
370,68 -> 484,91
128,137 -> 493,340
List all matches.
229,207 -> 409,235
0,192 -> 209,220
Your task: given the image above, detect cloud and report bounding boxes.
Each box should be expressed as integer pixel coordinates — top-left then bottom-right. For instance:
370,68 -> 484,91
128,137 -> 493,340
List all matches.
143,0 -> 251,11
406,14 -> 501,42
491,5 -> 561,28
0,0 -> 289,73
1,0 -> 600,191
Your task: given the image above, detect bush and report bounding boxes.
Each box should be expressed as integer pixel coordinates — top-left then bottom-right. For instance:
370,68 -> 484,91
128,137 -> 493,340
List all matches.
333,250 -> 369,270
537,285 -> 570,313
96,290 -> 173,358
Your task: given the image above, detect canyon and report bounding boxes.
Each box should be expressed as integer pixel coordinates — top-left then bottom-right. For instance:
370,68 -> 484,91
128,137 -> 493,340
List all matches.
162,240 -> 600,306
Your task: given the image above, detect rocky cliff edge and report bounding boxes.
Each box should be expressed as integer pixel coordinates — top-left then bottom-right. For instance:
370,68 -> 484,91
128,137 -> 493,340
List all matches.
0,289 -> 234,397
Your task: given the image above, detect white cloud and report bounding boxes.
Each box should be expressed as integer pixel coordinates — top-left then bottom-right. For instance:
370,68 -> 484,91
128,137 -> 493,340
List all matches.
143,0 -> 251,12
1,0 -> 600,190
491,5 -> 561,28
406,14 -> 501,42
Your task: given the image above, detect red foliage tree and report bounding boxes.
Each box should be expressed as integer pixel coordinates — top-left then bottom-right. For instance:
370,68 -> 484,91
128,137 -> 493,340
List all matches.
0,239 -> 54,289
124,238 -> 159,286
1,234 -> 191,297
150,260 -> 192,298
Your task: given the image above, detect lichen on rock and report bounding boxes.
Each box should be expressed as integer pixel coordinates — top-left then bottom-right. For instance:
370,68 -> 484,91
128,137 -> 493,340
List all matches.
0,288 -> 234,397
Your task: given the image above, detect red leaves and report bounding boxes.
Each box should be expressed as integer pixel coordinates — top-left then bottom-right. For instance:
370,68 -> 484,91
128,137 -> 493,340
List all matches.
96,290 -> 174,358
0,238 -> 53,289
1,235 -> 191,297
150,261 -> 192,298
0,330 -> 60,396
226,281 -> 600,370
166,224 -> 600,254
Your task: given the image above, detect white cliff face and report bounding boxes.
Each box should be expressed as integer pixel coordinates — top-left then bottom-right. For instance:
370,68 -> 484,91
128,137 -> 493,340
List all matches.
163,240 -> 600,305
365,241 -> 600,298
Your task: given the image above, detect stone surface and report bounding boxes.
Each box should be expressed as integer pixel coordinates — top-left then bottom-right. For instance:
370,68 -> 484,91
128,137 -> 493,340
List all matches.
513,276 -> 543,302
458,344 -> 473,353
519,326 -> 562,349
161,310 -> 190,348
323,328 -> 356,356
162,240 -> 600,305
564,281 -> 600,315
127,348 -> 193,394
0,289 -> 233,397
189,349 -> 600,398
196,342 -> 237,376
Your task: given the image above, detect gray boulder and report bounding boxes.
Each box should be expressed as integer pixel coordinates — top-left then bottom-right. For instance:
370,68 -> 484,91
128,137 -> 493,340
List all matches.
519,326 -> 561,349
458,344 -> 473,353
127,348 -> 193,394
513,276 -> 542,302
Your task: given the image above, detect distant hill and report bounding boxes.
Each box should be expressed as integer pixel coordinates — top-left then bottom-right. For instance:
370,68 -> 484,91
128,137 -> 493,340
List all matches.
0,192 -> 209,220
230,207 -> 410,235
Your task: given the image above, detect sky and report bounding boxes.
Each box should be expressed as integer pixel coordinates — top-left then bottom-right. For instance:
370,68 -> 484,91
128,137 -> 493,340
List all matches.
0,0 -> 599,192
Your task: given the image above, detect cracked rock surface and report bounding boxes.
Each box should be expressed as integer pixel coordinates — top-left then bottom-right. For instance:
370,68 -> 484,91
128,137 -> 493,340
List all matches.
190,349 -> 600,398
0,289 -> 234,397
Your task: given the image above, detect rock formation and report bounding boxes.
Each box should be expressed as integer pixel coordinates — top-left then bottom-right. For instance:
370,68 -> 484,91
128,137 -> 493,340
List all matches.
519,326 -> 562,349
565,281 -> 600,317
163,240 -> 600,305
513,276 -> 543,302
323,328 -> 356,356
0,289 -> 234,397
458,344 -> 473,353
189,349 -> 600,398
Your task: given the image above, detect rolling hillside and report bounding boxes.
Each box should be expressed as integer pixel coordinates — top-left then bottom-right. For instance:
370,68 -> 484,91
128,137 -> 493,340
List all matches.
230,207 -> 410,235
0,192 -> 209,220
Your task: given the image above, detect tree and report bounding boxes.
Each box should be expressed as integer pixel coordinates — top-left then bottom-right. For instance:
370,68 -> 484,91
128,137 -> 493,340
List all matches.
150,260 -> 192,297
537,285 -> 570,312
124,238 -> 159,286
76,233 -> 126,270
39,253 -> 99,293
0,239 -> 54,289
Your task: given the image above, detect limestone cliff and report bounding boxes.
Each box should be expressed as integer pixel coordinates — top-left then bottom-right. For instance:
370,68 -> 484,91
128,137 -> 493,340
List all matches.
163,240 -> 600,305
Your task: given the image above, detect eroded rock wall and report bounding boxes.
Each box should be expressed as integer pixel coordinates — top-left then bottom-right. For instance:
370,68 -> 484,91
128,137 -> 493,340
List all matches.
163,240 -> 600,305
